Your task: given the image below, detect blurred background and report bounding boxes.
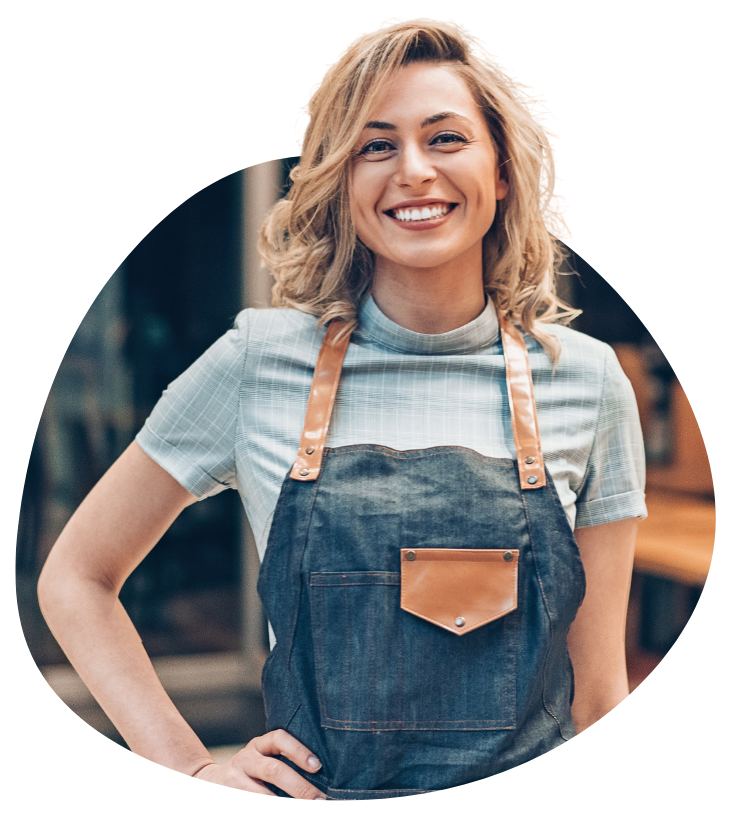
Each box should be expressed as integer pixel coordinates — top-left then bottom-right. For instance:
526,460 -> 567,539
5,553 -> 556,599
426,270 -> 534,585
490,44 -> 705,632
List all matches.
15,159 -> 714,760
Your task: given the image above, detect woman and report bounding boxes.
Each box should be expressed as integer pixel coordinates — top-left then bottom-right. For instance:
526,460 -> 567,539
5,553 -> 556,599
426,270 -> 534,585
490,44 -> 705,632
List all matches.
38,20 -> 646,800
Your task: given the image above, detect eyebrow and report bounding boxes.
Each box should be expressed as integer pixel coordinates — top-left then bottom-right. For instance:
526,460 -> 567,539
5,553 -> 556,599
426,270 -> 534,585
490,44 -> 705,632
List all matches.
363,111 -> 474,131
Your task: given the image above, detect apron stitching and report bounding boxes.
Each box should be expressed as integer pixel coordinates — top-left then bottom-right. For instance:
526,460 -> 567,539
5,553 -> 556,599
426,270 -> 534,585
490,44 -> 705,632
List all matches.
312,580 -> 398,587
285,701 -> 301,729
344,583 -> 351,723
519,475 -> 563,732
520,469 -> 577,739
321,720 -> 515,730
314,586 -> 329,726
258,477 -> 293,595
285,476 -> 323,670
540,479 -> 584,740
506,608 -> 514,717
520,481 -> 554,621
399,586 -> 404,728
370,578 -> 376,725
321,446 -> 513,464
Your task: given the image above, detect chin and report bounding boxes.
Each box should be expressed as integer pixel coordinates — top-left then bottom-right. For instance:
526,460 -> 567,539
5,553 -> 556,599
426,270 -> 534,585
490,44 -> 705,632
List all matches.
388,248 -> 464,271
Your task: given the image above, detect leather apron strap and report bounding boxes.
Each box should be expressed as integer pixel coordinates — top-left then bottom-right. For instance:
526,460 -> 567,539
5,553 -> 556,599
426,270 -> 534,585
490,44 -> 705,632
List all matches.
290,312 -> 545,489
289,320 -> 351,481
498,311 -> 546,490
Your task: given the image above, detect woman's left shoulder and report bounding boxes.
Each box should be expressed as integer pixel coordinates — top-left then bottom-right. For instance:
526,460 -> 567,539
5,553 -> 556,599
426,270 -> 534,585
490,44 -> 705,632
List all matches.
527,323 -> 620,381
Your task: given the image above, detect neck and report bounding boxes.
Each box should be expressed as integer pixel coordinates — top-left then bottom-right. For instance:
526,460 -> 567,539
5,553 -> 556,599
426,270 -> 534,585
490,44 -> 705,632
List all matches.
370,249 -> 486,334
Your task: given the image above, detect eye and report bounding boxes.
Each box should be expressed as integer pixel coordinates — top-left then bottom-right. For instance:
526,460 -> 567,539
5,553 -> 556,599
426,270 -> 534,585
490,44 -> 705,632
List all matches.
431,131 -> 469,148
357,138 -> 395,159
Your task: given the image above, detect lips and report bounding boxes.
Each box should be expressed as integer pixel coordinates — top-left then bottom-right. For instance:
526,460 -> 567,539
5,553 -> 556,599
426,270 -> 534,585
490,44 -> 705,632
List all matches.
386,202 -> 457,223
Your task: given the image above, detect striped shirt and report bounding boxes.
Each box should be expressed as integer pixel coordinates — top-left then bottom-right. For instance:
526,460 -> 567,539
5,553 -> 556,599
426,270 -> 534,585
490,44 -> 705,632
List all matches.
136,296 -> 647,560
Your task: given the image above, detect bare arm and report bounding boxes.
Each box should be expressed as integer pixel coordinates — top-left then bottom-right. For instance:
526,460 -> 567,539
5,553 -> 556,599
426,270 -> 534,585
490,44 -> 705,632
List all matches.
38,441 -> 325,798
568,517 -> 638,733
38,441 -> 212,771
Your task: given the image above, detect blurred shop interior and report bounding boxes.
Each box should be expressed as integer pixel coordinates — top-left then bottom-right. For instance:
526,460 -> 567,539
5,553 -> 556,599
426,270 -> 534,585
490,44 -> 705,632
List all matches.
16,159 -> 715,759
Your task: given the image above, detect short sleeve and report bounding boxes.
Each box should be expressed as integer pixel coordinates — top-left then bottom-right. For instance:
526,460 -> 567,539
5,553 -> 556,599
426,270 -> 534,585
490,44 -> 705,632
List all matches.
135,311 -> 249,500
574,346 -> 648,528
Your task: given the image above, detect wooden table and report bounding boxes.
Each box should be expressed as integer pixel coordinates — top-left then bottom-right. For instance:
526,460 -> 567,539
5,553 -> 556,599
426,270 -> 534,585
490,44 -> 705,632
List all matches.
633,488 -> 715,587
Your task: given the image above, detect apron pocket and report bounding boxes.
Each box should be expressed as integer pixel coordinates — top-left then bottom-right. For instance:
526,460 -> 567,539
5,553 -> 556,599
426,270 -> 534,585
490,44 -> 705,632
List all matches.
309,566 -> 517,731
400,548 -> 519,635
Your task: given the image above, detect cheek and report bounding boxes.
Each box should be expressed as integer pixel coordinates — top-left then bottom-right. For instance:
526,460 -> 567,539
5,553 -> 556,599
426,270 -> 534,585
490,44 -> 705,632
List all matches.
349,173 -> 374,225
349,197 -> 368,236
347,178 -> 360,224
349,174 -> 385,245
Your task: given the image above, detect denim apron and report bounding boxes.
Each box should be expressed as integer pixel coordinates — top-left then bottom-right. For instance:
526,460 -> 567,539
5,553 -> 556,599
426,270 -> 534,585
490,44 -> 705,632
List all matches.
257,311 -> 586,799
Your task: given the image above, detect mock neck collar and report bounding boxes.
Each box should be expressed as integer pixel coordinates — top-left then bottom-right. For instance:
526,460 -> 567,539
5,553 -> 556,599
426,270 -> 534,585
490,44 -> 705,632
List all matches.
357,295 -> 500,355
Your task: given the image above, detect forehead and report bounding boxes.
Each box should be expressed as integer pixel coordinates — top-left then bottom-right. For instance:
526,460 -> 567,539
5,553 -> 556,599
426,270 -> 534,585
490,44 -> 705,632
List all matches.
366,63 -> 484,126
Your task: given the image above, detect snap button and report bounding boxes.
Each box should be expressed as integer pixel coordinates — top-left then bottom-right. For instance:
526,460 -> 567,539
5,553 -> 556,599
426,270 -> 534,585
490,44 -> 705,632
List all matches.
504,551 -> 513,562
406,550 -> 416,561
306,446 -> 315,455
527,475 -> 538,484
525,455 -> 535,464
299,469 -> 309,476
455,617 -> 465,627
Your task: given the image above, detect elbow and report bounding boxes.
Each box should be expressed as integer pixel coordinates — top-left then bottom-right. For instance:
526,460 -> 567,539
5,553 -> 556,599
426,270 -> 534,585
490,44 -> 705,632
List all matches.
36,550 -> 89,627
37,552 -> 116,629
37,556 -> 67,624
37,554 -> 119,672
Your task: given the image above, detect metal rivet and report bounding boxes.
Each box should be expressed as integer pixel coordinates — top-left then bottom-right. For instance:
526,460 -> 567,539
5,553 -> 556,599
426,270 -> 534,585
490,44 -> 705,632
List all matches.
504,551 -> 514,562
299,469 -> 309,476
525,455 -> 535,464
455,617 -> 465,627
406,550 -> 416,561
527,475 -> 538,485
306,446 -> 315,455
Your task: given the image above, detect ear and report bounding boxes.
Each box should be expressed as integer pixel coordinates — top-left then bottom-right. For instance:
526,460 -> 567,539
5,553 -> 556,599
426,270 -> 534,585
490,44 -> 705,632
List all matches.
493,157 -> 509,200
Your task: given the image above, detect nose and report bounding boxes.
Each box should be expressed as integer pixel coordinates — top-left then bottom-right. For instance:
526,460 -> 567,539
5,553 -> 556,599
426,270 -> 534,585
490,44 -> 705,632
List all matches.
394,142 -> 436,188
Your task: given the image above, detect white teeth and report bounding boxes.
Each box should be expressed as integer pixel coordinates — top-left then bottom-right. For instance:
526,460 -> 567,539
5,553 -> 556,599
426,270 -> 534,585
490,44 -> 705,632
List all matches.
391,204 -> 451,222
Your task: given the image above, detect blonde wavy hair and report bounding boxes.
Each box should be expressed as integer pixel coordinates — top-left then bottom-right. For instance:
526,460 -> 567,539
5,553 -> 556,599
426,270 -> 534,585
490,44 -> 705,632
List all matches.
259,19 -> 577,361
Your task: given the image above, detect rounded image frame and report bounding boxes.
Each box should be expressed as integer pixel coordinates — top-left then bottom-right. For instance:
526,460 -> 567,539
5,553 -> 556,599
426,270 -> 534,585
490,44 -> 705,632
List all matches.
15,20 -> 719,801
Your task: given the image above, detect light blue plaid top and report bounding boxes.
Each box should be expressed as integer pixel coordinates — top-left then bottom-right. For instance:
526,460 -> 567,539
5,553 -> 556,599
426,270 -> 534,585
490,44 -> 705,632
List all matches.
136,297 -> 647,559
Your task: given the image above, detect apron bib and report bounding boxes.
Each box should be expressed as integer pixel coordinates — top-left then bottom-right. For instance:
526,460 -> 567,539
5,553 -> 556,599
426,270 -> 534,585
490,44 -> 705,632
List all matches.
257,312 -> 586,799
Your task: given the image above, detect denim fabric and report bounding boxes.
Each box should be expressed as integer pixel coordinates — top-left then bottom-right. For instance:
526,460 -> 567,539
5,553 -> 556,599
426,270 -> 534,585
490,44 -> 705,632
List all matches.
257,445 -> 586,799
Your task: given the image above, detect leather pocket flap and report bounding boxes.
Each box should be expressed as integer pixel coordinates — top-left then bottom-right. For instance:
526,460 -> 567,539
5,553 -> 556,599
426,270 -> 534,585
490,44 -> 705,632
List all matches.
400,548 -> 519,636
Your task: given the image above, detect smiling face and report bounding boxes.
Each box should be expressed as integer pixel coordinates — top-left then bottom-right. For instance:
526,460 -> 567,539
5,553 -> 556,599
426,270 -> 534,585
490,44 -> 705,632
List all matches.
349,62 -> 509,283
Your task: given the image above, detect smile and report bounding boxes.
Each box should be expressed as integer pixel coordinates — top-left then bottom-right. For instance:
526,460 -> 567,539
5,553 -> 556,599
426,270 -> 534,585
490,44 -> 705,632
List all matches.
387,203 -> 456,222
